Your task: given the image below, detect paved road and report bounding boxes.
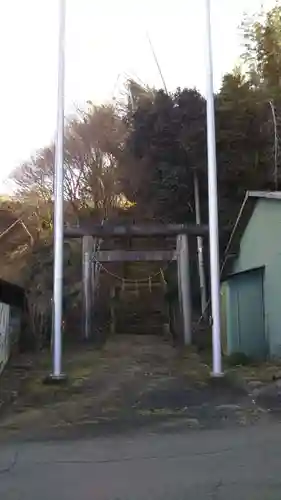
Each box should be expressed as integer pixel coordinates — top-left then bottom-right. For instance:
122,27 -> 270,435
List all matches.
1,423 -> 281,499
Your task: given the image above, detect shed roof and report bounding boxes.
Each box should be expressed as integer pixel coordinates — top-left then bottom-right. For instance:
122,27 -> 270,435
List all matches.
0,279 -> 25,308
221,191 -> 281,278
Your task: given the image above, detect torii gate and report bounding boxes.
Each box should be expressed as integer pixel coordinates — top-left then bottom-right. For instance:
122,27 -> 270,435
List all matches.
65,223 -> 208,345
50,0 -> 222,380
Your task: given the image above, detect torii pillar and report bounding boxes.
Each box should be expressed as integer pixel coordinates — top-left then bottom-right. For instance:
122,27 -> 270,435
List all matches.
177,234 -> 192,345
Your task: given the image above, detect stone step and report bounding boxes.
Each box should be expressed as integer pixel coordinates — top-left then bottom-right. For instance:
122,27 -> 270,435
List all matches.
116,316 -> 168,326
116,305 -> 167,313
117,296 -> 165,305
116,310 -> 169,328
115,323 -> 167,335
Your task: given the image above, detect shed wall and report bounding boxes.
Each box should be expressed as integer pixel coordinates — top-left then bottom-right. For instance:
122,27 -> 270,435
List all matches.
226,269 -> 267,359
232,199 -> 281,357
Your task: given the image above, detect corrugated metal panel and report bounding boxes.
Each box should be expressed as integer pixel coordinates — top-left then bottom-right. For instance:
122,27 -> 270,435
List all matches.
224,198 -> 281,358
0,302 -> 10,374
220,283 -> 228,354
226,268 -> 267,360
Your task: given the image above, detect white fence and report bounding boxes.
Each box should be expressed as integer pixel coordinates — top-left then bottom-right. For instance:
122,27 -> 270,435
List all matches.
0,302 -> 21,375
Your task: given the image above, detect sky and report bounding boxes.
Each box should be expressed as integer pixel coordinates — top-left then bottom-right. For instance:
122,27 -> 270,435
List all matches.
0,0 -> 277,193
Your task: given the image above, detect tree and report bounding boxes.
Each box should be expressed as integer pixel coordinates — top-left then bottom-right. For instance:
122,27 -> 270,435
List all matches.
120,87 -> 208,223
125,79 -> 155,114
122,73 -> 281,247
11,104 -> 126,221
7,103 -> 129,346
242,4 -> 281,94
217,72 -> 269,190
8,0 -> 281,332
239,4 -> 281,190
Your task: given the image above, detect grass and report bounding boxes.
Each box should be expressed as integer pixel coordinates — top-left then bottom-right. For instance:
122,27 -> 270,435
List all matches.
173,346 -> 211,381
228,360 -> 281,385
0,346 -> 104,417
2,335 -> 257,438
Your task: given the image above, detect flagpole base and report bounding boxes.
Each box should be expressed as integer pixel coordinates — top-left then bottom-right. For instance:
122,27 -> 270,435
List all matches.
210,371 -> 224,378
43,373 -> 67,385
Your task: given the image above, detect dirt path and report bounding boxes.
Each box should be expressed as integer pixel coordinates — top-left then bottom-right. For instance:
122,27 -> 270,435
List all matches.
0,335 -> 268,441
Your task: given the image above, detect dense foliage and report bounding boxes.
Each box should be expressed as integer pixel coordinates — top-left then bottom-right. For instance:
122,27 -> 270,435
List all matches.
2,3 -> 281,342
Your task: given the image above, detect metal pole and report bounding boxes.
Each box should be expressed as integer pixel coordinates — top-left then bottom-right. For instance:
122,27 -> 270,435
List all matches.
51,0 -> 66,379
204,0 -> 222,376
269,101 -> 278,190
194,171 -> 207,317
147,32 -> 168,94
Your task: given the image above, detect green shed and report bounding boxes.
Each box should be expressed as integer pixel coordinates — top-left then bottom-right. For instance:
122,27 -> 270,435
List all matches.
222,191 -> 281,360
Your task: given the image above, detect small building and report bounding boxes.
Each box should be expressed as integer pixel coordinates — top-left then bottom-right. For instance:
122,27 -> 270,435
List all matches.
221,191 -> 281,360
0,279 -> 25,374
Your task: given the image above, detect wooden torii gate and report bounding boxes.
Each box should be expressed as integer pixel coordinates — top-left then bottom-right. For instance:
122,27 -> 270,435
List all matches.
64,223 -> 208,345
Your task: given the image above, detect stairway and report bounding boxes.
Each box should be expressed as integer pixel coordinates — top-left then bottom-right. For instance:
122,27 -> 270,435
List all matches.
113,262 -> 170,336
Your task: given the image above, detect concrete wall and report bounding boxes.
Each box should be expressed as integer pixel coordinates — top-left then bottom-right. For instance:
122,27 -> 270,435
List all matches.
233,199 -> 281,357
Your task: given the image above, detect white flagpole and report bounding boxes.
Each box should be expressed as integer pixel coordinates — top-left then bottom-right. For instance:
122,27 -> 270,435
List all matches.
51,0 -> 66,380
204,0 -> 223,376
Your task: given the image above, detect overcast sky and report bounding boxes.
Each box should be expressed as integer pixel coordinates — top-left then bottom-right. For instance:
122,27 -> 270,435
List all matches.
0,0 -> 276,192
